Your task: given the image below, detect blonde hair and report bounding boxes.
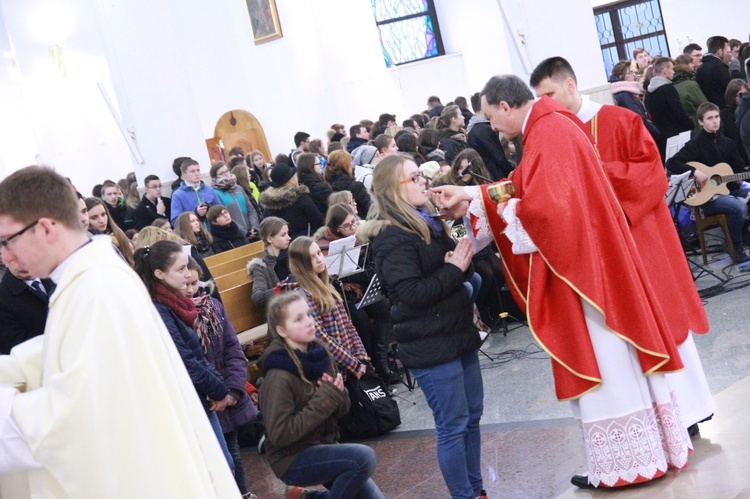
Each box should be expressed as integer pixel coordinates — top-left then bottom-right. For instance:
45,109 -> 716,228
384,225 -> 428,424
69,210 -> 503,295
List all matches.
328,190 -> 354,207
371,153 -> 439,244
135,226 -> 186,249
288,237 -> 341,312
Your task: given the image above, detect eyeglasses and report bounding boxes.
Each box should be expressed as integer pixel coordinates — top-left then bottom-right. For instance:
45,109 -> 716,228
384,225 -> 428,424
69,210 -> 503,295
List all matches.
400,172 -> 425,184
0,220 -> 38,250
339,219 -> 359,231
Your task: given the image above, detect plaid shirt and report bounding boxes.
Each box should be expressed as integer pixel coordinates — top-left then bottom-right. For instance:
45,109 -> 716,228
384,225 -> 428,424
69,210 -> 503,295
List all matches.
276,281 -> 369,377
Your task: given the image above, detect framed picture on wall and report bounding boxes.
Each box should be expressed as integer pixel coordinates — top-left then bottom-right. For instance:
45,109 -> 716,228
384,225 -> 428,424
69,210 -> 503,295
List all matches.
245,0 -> 283,44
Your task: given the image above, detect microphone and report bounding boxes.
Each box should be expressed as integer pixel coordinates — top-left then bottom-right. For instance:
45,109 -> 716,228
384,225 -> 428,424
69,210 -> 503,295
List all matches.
459,160 -> 474,178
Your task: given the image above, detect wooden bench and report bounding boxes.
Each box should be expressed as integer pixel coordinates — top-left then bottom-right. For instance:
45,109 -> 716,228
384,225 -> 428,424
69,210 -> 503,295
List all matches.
214,268 -> 251,292
204,241 -> 263,267
209,250 -> 264,277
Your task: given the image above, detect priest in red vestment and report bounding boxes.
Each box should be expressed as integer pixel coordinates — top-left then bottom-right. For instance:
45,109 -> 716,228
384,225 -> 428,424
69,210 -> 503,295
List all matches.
432,75 -> 692,489
529,56 -> 714,433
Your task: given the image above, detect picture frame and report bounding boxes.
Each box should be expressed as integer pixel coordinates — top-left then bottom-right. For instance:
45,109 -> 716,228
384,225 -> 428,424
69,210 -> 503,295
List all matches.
245,0 -> 283,45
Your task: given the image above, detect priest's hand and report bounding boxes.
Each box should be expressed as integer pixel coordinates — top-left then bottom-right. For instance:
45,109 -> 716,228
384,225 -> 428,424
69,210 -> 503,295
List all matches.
429,185 -> 471,210
445,237 -> 474,272
434,200 -> 469,220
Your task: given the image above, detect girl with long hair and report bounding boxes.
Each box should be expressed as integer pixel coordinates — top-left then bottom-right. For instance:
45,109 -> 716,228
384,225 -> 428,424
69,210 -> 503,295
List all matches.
364,154 -> 485,499
247,217 -> 291,309
84,197 -> 134,265
436,104 -> 469,163
258,292 -> 384,498
174,211 -> 214,259
449,148 -> 494,187
296,152 -> 333,215
133,240 -> 234,472
324,150 -> 371,219
278,237 -> 369,380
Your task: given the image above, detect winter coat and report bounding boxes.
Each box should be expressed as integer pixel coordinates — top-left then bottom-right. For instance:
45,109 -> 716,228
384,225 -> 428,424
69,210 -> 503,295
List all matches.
362,219 -> 481,369
170,181 -> 221,227
154,302 -> 228,409
644,77 -> 694,160
346,137 -> 368,153
258,340 -> 349,478
695,54 -> 732,109
247,252 -> 281,308
201,298 -> 259,432
327,172 -> 372,219
134,196 -> 171,230
672,67 -> 708,137
209,221 -> 249,253
297,172 -> 333,215
467,118 -> 514,180
721,106 -> 749,164
738,92 -> 750,162
259,184 -> 324,239
437,128 -> 468,164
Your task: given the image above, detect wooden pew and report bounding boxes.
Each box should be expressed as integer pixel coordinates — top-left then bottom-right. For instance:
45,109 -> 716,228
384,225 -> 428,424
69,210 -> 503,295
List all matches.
203,240 -> 263,267
209,250 -> 264,277
214,269 -> 251,292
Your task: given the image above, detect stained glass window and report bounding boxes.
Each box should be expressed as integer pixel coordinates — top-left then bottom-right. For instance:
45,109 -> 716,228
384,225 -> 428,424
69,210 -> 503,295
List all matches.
371,0 -> 444,67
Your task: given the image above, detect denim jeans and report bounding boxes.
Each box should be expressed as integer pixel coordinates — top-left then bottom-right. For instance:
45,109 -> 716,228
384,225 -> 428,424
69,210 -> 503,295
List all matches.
281,443 -> 384,499
207,410 -> 234,472
411,350 -> 484,499
463,272 -> 482,304
224,430 -> 247,494
702,188 -> 749,246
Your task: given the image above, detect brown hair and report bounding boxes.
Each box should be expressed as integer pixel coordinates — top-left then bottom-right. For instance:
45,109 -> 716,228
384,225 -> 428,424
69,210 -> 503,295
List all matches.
725,78 -> 749,111
328,190 -> 354,208
288,236 -> 341,312
325,203 -> 357,238
325,150 -> 353,180
133,240 -> 184,299
207,204 -> 228,223
437,105 -> 460,129
85,197 -> 134,265
450,148 -> 493,186
0,166 -> 80,229
173,211 -> 213,246
259,216 -> 288,248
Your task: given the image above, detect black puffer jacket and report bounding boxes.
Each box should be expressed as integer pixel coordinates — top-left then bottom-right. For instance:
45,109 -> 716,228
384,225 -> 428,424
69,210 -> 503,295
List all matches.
437,128 -> 468,164
259,184 -> 324,239
327,172 -> 372,219
362,219 -> 481,369
297,172 -> 333,215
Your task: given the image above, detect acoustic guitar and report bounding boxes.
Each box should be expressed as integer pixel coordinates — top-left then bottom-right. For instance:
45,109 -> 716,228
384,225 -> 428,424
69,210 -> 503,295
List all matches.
683,161 -> 750,207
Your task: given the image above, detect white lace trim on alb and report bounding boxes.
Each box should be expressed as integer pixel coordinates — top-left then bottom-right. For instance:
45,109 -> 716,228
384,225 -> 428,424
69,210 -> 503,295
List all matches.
578,393 -> 691,488
465,186 -> 492,242
502,199 -> 538,254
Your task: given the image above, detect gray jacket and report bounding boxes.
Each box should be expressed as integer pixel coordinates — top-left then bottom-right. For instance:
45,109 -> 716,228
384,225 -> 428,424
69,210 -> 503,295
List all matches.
246,252 -> 280,308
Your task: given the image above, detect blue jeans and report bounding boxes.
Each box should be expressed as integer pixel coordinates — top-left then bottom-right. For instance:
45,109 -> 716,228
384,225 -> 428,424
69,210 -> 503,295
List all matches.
702,188 -> 749,246
207,410 -> 234,472
411,351 -> 484,499
463,272 -> 482,304
224,430 -> 247,494
282,443 -> 384,499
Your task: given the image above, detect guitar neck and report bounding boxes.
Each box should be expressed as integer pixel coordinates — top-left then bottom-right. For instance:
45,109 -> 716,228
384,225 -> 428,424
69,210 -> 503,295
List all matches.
722,171 -> 750,183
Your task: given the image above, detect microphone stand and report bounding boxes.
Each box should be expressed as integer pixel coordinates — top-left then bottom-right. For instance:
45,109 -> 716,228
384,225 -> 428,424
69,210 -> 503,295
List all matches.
467,170 -> 494,183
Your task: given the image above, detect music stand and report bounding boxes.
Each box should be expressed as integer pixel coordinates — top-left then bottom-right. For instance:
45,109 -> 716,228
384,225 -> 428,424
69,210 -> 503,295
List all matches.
666,173 -> 729,284
356,274 -> 385,309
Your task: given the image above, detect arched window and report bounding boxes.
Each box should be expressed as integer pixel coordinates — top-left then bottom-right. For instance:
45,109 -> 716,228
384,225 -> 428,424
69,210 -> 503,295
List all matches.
371,0 -> 445,67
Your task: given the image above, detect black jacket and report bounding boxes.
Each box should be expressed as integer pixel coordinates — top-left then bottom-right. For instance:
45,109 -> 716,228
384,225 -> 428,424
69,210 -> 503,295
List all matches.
695,54 -> 732,109
437,129 -> 468,164
259,184 -> 324,239
106,201 -> 134,231
644,81 -> 693,160
297,172 -> 333,215
666,129 -> 748,191
0,273 -> 50,354
134,196 -> 171,230
467,120 -> 514,180
327,172 -> 372,219
721,107 -> 749,164
737,92 -> 750,163
365,220 -> 481,369
210,221 -> 249,253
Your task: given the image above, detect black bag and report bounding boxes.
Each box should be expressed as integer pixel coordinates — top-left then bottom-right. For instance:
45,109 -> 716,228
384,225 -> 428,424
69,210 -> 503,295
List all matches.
338,366 -> 400,441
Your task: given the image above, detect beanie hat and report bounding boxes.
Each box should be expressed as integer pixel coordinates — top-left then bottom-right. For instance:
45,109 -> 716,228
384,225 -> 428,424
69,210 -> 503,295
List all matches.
270,163 -> 297,188
419,161 -> 440,180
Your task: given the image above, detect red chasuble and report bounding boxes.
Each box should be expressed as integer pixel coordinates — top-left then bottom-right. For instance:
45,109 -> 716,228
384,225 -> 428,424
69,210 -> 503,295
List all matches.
477,96 -> 683,401
588,105 -> 709,344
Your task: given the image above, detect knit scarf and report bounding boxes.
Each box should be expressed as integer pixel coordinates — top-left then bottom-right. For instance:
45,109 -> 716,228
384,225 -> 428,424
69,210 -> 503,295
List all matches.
415,205 -> 444,236
154,282 -> 198,327
211,175 -> 238,191
265,341 -> 331,382
192,294 -> 222,355
610,80 -> 643,96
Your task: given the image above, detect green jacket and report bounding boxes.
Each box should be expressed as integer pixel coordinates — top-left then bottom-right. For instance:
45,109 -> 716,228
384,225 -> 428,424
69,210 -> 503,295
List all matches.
672,66 -> 708,137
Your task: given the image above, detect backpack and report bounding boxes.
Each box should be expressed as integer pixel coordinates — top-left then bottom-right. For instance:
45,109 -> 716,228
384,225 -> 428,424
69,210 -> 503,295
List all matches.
337,365 -> 400,440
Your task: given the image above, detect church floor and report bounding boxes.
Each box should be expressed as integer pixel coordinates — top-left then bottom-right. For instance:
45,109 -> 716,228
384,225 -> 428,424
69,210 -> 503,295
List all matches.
241,248 -> 750,498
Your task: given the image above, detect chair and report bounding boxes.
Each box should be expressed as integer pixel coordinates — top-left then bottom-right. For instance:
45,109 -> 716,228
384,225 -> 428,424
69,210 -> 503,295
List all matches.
692,207 -> 736,264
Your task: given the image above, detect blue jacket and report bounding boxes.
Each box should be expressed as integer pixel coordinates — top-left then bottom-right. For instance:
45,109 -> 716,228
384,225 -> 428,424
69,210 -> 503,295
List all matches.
154,302 -> 228,408
170,181 -> 221,226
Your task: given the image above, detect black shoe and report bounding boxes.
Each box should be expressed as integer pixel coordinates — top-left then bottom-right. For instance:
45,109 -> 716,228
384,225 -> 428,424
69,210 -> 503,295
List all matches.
688,423 -> 700,437
570,474 -> 596,489
737,252 -> 750,264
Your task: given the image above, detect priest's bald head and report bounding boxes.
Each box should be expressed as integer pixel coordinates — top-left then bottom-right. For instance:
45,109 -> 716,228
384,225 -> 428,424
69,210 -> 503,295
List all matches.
480,75 -> 535,140
0,166 -> 89,279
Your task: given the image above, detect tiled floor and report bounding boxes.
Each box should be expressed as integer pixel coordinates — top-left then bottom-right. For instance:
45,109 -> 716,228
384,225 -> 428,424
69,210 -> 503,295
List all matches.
242,248 -> 750,498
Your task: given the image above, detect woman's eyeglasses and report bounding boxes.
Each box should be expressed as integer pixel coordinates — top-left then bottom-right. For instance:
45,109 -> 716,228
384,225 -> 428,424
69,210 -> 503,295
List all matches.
339,219 -> 359,231
400,172 -> 425,184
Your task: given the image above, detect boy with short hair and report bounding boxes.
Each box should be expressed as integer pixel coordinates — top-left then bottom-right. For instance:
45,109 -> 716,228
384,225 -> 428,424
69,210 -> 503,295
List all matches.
170,159 -> 222,228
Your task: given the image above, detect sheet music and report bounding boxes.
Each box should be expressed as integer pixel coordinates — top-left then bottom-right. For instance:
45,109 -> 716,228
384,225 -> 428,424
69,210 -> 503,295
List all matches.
666,171 -> 694,205
325,236 -> 358,276
665,130 -> 691,162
